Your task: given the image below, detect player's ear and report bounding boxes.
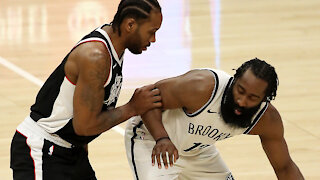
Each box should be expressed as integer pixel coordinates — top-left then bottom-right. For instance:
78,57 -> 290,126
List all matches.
123,18 -> 138,34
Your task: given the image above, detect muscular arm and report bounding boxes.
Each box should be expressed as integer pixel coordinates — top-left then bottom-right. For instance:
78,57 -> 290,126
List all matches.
249,104 -> 304,179
142,69 -> 215,140
141,70 -> 215,168
67,42 -> 161,136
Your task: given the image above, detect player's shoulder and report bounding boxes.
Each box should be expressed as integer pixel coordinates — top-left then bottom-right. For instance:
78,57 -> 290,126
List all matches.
76,41 -> 109,58
262,104 -> 282,125
187,68 -> 232,89
71,41 -> 110,68
181,69 -> 215,91
190,68 -> 231,82
185,69 -> 213,80
66,41 -> 111,84
250,103 -> 283,137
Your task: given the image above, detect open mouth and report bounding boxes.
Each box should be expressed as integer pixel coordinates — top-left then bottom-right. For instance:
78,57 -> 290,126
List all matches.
234,108 -> 242,115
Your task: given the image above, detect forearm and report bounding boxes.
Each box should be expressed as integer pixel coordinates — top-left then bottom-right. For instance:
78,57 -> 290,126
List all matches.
275,161 -> 304,180
77,103 -> 136,136
141,108 -> 169,141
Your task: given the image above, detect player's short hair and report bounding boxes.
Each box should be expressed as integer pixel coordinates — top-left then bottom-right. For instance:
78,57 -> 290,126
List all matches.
111,0 -> 162,35
234,58 -> 279,102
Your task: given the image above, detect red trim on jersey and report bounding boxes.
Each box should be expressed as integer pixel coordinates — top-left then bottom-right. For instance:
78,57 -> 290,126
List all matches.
16,130 -> 36,180
65,75 -> 76,85
72,39 -> 112,86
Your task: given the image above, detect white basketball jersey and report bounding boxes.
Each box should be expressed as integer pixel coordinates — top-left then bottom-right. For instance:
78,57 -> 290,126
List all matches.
160,69 -> 269,156
129,69 -> 268,157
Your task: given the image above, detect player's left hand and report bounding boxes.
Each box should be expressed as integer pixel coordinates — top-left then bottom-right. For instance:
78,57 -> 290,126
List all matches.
128,84 -> 162,116
151,138 -> 179,169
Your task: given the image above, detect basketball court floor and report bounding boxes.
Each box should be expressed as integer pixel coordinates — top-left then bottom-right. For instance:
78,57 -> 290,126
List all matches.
1,0 -> 319,179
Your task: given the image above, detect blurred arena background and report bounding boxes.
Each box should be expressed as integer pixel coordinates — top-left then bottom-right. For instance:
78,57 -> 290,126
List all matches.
1,0 -> 319,179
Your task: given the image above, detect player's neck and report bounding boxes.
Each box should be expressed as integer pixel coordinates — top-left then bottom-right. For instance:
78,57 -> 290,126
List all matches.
103,25 -> 126,59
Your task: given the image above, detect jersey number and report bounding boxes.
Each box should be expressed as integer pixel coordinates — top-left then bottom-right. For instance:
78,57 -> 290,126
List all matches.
184,142 -> 210,152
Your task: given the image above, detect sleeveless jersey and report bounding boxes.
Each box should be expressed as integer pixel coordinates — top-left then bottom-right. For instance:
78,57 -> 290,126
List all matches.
132,69 -> 268,156
29,24 -> 123,146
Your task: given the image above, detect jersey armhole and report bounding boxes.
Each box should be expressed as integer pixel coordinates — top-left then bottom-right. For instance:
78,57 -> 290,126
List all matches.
183,70 -> 219,117
72,38 -> 113,87
243,103 -> 269,134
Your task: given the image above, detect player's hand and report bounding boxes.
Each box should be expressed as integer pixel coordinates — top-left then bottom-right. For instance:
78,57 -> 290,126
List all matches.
152,137 -> 179,169
128,84 -> 162,116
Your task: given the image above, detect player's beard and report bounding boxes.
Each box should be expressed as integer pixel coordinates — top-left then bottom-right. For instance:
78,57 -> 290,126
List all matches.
221,83 -> 261,128
127,28 -> 144,54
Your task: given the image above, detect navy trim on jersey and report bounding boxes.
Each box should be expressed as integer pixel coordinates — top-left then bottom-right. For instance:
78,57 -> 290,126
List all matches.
243,102 -> 269,134
184,70 -> 220,117
221,77 -> 234,106
131,121 -> 144,180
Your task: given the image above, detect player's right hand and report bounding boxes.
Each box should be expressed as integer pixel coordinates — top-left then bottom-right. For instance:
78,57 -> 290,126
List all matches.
128,84 -> 162,116
151,138 -> 179,169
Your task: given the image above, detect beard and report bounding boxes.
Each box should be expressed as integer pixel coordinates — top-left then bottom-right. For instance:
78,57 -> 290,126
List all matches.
221,83 -> 261,128
128,43 -> 142,54
127,29 -> 144,54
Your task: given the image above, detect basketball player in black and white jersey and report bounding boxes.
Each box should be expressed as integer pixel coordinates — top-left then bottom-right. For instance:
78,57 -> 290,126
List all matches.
10,0 -> 163,179
125,58 -> 304,179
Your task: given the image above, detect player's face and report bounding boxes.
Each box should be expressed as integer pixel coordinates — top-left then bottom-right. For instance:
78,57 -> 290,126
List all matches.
127,11 -> 162,54
232,69 -> 268,110
221,69 -> 268,128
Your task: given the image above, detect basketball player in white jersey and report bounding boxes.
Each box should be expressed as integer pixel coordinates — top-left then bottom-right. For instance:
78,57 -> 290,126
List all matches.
125,58 -> 304,180
10,0 -> 163,179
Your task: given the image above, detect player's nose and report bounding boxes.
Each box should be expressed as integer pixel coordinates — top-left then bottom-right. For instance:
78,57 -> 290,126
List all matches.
236,95 -> 247,107
150,34 -> 156,43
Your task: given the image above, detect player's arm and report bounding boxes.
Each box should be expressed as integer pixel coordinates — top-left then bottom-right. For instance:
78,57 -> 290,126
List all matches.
249,104 -> 304,179
142,70 -> 213,138
143,69 -> 215,139
68,42 -> 161,136
142,69 -> 215,168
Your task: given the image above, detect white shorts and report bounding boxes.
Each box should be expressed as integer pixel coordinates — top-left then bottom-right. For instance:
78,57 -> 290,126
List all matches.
124,117 -> 234,180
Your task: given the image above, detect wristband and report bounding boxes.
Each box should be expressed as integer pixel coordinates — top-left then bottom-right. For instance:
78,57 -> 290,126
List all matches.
156,136 -> 170,143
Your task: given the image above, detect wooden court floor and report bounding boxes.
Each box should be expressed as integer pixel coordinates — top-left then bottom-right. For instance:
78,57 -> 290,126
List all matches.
1,0 -> 319,179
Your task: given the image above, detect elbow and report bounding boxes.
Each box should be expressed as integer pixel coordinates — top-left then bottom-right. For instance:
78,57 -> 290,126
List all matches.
73,125 -> 103,136
72,119 -> 99,136
72,117 -> 110,136
73,124 -> 89,136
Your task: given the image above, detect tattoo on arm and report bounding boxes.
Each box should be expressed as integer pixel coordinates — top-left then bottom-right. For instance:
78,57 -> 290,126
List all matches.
97,107 -> 125,132
81,62 -> 107,112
